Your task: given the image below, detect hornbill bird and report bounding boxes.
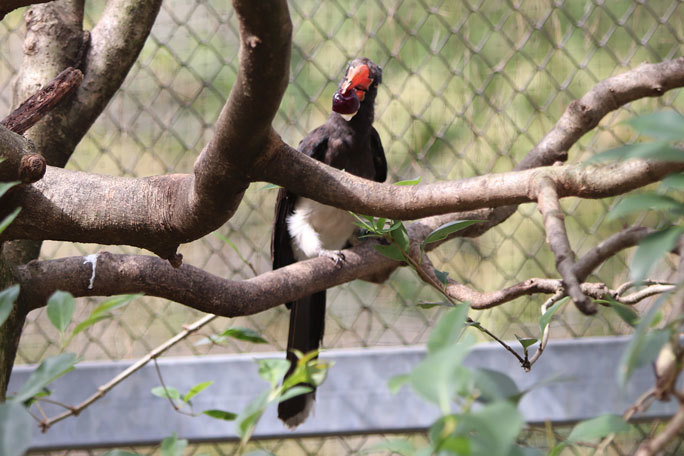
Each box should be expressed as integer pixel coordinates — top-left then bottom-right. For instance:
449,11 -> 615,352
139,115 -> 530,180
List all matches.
272,58 -> 386,427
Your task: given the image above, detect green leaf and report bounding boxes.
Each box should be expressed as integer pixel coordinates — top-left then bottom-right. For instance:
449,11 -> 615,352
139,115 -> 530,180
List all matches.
458,401 -> 525,456
539,297 -> 569,339
588,144 -> 635,163
515,447 -> 545,456
566,414 -> 633,442
221,327 -> 268,344
350,212 -> 377,232
71,313 -> 112,337
618,294 -> 668,388
422,220 -> 483,246
434,269 -> 450,286
596,142 -> 684,163
279,350 -> 327,390
373,243 -> 406,261
0,181 -> 19,199
195,327 -> 268,346
183,381 -> 213,403
388,374 -> 411,394
91,294 -> 141,317
609,194 -> 684,220
390,222 -> 411,252
151,386 -> 181,401
411,333 -> 475,412
630,226 -> 684,282
14,352 -> 77,403
202,409 -> 237,421
627,111 -> 684,141
46,290 -> 75,334
277,385 -> 313,403
515,335 -> 538,351
661,173 -> 684,190
257,358 -> 290,387
69,294 -> 141,340
213,232 -> 256,273
361,438 -> 416,455
470,368 -> 521,403
0,207 -> 21,235
636,330 -> 670,368
548,443 -> 568,456
0,401 -> 33,456
416,301 -> 454,309
103,451 -> 142,456
604,298 -> 639,327
394,176 -> 422,186
160,432 -> 188,456
236,390 -> 269,440
428,415 -> 462,453
427,304 -> 470,354
260,183 -> 282,190
0,284 -> 20,329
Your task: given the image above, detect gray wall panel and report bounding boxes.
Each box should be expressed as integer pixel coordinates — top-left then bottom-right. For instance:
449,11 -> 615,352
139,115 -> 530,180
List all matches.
8,336 -> 676,449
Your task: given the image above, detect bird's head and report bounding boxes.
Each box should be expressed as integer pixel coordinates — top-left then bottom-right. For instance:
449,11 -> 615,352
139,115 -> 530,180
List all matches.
332,58 -> 382,121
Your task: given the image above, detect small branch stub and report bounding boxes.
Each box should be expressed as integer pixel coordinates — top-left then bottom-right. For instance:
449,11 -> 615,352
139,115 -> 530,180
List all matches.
1,67 -> 83,135
19,153 -> 46,183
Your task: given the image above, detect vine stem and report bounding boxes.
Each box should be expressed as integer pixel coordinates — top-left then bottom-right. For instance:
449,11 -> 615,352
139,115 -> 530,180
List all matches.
387,233 -> 529,368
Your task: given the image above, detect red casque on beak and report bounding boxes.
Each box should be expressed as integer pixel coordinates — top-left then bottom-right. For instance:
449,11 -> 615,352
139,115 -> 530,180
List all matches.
340,64 -> 374,101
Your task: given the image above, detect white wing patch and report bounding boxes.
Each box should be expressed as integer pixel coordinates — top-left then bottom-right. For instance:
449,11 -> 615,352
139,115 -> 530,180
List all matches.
287,198 -> 356,260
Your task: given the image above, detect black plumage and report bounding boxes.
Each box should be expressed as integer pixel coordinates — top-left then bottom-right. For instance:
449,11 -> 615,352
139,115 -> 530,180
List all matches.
271,58 -> 386,427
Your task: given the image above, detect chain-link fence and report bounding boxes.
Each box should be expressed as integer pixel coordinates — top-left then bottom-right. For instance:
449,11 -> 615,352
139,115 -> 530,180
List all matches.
2,0 -> 684,454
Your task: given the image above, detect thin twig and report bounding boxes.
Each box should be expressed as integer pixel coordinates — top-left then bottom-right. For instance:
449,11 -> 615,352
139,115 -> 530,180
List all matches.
597,388 -> 658,454
618,284 -> 676,305
635,402 -> 684,456
528,291 -> 565,367
35,396 -> 77,411
153,358 -> 194,417
408,245 -> 528,367
39,312 -> 217,431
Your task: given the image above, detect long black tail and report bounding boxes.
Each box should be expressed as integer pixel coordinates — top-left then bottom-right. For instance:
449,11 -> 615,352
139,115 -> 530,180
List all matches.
277,290 -> 326,427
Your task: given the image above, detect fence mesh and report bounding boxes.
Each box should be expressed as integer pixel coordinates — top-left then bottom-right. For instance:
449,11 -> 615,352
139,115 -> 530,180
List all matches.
2,0 -> 684,454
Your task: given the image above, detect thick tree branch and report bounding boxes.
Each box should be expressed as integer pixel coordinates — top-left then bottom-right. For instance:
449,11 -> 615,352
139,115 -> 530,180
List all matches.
191,0 -> 291,218
12,214 -> 661,317
14,246 -> 394,315
5,49 -> 682,258
573,226 -> 653,281
3,0 -> 293,260
0,126 -> 42,183
0,67 -> 83,183
428,225 -> 650,309
516,57 -> 684,170
13,0 -> 162,167
402,57 -> 684,242
4,157 -> 682,257
12,0 -> 86,167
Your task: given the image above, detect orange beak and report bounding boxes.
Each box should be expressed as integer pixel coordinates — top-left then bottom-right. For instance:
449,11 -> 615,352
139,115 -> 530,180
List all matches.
340,64 -> 374,102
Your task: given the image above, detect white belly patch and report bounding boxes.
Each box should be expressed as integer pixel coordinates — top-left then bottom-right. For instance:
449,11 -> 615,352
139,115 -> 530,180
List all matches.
287,198 -> 356,260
